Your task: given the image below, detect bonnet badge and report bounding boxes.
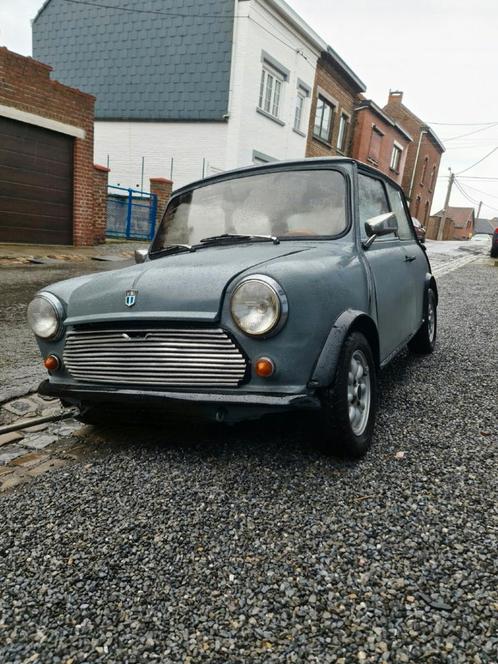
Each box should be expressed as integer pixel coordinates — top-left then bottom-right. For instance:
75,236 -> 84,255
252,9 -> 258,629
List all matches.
125,290 -> 138,307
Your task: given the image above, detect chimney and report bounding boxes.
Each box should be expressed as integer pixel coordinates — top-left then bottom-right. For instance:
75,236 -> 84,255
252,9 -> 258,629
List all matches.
388,90 -> 403,105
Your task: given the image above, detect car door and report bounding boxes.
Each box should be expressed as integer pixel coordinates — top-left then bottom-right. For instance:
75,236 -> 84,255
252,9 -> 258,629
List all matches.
358,173 -> 415,362
385,182 -> 427,333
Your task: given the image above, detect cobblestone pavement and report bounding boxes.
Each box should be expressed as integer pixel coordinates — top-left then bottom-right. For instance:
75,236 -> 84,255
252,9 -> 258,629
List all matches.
0,259 -> 496,662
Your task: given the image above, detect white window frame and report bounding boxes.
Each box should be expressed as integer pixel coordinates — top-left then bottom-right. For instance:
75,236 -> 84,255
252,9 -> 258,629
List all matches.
390,142 -> 403,172
336,112 -> 350,152
258,65 -> 284,120
294,89 -> 306,132
313,95 -> 335,143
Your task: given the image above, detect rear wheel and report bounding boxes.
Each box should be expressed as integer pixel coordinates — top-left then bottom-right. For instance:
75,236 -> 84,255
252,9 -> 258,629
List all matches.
408,288 -> 437,354
316,331 -> 377,458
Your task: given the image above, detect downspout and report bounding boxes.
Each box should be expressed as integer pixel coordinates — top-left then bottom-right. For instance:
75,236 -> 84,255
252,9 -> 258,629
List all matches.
408,129 -> 427,202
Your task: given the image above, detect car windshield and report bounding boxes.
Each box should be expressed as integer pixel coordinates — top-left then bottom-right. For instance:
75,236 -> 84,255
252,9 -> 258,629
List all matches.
151,169 -> 347,252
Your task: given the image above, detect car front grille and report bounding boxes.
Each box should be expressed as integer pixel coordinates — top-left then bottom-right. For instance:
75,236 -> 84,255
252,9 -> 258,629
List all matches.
63,327 -> 248,388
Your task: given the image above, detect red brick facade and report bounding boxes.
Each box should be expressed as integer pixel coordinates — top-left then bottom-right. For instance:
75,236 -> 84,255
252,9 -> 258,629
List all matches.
305,54 -> 362,159
93,165 -> 110,244
150,177 -> 173,229
350,101 -> 411,185
0,47 -> 102,245
383,91 -> 445,223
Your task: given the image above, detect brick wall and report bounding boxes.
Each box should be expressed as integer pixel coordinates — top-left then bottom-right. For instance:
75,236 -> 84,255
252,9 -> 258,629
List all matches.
383,92 -> 444,221
93,165 -> 110,244
350,105 -> 411,185
305,56 -> 360,158
427,216 -> 455,241
0,47 -> 100,245
150,178 -> 173,230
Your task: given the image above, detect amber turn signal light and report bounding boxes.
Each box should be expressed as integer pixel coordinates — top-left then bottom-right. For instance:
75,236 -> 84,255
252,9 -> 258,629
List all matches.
44,354 -> 60,372
255,357 -> 275,378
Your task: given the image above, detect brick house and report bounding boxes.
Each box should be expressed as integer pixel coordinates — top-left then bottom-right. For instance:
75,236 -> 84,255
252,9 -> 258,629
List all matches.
305,47 -> 366,159
350,100 -> 412,185
0,47 -> 108,245
383,91 -> 445,224
427,207 -> 475,241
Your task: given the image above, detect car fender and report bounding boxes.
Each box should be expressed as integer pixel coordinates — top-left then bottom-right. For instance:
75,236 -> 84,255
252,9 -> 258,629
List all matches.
425,273 -> 438,307
309,309 -> 380,388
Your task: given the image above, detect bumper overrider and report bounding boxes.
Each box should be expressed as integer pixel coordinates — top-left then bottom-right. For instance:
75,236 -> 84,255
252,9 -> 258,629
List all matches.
38,379 -> 320,423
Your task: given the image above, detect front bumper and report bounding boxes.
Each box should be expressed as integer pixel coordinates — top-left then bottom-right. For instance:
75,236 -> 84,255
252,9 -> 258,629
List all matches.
38,380 -> 321,423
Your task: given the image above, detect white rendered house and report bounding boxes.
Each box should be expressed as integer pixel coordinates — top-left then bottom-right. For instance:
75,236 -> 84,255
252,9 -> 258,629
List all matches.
33,0 -> 361,190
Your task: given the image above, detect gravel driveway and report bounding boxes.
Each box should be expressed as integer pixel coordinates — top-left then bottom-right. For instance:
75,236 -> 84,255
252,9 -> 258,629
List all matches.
0,261 -> 496,663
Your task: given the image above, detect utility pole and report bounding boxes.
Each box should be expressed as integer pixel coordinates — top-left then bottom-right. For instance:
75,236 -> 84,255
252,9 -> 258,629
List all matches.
476,201 -> 482,219
436,169 -> 455,240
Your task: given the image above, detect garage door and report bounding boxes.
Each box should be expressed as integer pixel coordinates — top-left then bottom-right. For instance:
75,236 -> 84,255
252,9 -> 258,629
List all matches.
0,116 -> 74,244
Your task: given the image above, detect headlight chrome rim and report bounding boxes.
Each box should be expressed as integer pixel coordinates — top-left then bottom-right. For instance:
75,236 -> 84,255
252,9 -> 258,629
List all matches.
230,275 -> 288,337
27,292 -> 64,340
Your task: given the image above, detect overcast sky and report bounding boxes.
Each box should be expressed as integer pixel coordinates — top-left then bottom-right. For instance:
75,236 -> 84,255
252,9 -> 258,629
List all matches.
1,0 -> 498,218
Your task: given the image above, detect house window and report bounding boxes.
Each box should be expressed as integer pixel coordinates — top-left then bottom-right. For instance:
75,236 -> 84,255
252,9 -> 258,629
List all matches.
259,67 -> 283,119
368,127 -> 383,164
424,200 -> 430,223
313,96 -> 335,143
420,156 -> 429,185
294,90 -> 306,132
414,195 -> 421,218
337,113 -> 349,152
390,144 -> 402,173
429,165 -> 436,192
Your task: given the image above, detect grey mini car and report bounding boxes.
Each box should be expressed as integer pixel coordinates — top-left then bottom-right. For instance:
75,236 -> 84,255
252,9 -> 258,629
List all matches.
28,158 -> 437,457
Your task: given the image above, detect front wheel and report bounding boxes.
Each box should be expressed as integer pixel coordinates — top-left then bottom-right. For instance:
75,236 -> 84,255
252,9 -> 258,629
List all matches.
408,288 -> 437,354
316,331 -> 377,458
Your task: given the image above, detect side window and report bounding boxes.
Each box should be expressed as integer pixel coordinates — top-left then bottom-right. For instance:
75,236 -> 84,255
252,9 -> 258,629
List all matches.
358,174 -> 390,240
386,184 -> 415,241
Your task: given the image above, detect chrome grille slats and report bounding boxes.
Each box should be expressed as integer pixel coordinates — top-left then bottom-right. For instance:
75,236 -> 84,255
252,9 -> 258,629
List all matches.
63,327 -> 248,387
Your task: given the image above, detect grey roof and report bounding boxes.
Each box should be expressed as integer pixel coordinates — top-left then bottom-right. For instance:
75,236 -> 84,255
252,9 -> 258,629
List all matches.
474,218 -> 496,235
354,100 -> 413,142
33,0 -> 234,121
325,45 -> 366,93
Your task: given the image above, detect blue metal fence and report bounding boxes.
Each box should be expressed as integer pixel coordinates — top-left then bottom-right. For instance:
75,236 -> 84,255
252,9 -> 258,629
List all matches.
106,185 -> 158,240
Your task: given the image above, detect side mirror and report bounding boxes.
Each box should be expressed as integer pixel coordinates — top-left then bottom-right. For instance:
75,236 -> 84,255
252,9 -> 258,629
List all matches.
134,248 -> 148,264
363,212 -> 398,249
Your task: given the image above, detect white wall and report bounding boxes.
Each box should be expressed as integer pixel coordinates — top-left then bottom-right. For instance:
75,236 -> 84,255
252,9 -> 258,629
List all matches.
225,0 -> 320,169
94,121 -> 228,190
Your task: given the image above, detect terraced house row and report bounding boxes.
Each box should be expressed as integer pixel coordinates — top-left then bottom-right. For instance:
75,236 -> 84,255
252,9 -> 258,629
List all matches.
22,0 -> 444,240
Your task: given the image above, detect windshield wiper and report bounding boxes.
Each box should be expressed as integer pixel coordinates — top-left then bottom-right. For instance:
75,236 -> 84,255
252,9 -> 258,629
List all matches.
151,243 -> 195,258
198,233 -> 280,246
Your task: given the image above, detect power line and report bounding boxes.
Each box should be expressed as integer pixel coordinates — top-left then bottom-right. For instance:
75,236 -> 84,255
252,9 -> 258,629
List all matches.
62,0 -> 243,18
443,123 -> 498,142
429,121 -> 498,126
456,147 -> 498,175
62,0 -> 314,65
460,182 -> 498,201
454,179 -> 498,214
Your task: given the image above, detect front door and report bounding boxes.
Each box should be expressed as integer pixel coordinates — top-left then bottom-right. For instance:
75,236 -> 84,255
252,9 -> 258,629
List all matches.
358,173 -> 416,362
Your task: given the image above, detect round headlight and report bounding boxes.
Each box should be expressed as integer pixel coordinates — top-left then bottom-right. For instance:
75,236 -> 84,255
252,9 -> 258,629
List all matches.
27,293 -> 64,339
231,277 -> 287,336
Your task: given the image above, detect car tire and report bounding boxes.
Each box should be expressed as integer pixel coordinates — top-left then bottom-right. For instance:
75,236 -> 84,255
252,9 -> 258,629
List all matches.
316,331 -> 377,459
408,288 -> 437,354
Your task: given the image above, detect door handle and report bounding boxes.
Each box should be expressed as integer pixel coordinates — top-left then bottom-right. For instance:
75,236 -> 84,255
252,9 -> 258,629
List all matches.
405,255 -> 416,262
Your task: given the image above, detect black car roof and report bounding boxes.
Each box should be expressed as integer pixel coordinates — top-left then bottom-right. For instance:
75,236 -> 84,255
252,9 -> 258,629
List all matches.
171,157 -> 402,198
